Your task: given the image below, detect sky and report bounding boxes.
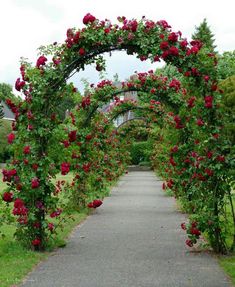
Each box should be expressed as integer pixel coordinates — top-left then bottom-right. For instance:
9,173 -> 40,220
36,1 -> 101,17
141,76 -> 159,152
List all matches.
0,0 -> 234,93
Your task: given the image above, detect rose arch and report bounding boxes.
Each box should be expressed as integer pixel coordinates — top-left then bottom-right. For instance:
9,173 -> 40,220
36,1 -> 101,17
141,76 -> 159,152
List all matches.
1,14 -> 232,253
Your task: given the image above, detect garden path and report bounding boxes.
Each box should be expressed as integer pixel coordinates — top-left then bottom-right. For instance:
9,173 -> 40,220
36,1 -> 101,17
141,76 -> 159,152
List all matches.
20,171 -> 232,287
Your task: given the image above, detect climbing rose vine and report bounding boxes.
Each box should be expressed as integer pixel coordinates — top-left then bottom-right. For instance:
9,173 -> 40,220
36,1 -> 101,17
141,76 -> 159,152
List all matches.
0,13 -> 233,254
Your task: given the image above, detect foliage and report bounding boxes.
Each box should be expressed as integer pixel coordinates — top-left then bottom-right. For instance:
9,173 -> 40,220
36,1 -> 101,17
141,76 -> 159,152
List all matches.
130,141 -> 152,165
0,120 -> 12,162
217,51 -> 235,80
219,76 -> 235,144
219,256 -> 235,285
0,83 -> 17,102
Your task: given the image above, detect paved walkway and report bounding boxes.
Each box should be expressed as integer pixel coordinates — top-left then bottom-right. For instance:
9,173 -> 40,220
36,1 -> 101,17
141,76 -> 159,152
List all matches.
20,171 -> 232,287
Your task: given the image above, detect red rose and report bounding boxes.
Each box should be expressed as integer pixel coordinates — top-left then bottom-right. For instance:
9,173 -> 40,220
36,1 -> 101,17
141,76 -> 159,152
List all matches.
169,157 -> 176,166
130,20 -> 138,32
79,48 -> 86,56
61,140 -> 70,148
82,163 -> 91,173
50,208 -> 62,218
85,134 -> 92,141
190,228 -> 201,236
93,199 -> 103,208
169,79 -> 181,92
154,55 -> 160,62
157,20 -> 171,29
87,202 -> 94,208
82,96 -> 91,108
48,222 -> 54,231
160,41 -> 169,50
169,46 -> 179,56
187,97 -> 196,108
167,179 -> 174,189
32,164 -> 39,171
68,130 -> 77,142
61,162 -> 70,175
14,198 -> 24,208
32,238 -> 41,246
23,145 -> 31,154
217,155 -> 225,162
31,177 -> 40,189
13,198 -> 28,216
204,96 -> 213,108
196,119 -> 204,126
52,57 -> 61,65
186,239 -> 193,247
207,151 -> 213,159
36,55 -> 47,68
7,133 -> 15,144
180,39 -> 188,49
83,13 -> 96,25
2,192 -> 14,202
205,168 -> 213,176
2,169 -> 17,182
181,222 -> 186,230
168,32 -> 178,42
170,145 -> 178,153
15,78 -> 25,91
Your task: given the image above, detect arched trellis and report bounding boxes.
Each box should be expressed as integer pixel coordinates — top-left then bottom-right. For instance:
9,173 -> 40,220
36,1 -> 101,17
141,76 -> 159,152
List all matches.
116,117 -> 147,129
3,14 -> 231,253
81,71 -> 184,127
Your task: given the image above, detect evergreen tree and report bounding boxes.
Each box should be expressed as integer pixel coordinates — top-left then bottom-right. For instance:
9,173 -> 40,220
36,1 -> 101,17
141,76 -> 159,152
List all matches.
192,18 -> 217,52
217,51 -> 235,80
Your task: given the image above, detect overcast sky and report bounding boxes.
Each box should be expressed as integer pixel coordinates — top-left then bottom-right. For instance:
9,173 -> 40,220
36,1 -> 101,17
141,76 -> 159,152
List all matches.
0,0 -> 234,93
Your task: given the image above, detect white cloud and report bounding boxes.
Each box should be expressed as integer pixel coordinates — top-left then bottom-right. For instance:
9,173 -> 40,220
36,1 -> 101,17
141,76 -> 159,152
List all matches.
0,0 -> 234,92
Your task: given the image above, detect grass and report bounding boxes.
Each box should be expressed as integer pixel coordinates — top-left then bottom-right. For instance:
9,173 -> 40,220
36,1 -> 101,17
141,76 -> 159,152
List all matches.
0,211 -> 88,287
219,256 -> 235,285
0,170 -> 88,287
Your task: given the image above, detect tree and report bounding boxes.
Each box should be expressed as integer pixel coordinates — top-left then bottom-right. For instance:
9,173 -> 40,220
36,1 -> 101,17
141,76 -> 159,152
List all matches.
0,83 -> 17,102
219,76 -> 235,144
0,119 -> 12,161
192,18 -> 217,52
217,51 -> 235,80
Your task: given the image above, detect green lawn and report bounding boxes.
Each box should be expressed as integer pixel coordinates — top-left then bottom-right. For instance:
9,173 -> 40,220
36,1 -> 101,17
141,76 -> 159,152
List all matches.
219,256 -> 235,285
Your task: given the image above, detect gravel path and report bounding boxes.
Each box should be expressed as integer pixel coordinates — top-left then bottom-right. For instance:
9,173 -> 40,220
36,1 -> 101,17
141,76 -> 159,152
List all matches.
20,171 -> 232,287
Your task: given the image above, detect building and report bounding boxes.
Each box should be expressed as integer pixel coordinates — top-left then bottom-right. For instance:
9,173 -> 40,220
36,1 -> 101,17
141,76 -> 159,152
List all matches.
1,101 -> 14,121
103,81 -> 138,127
